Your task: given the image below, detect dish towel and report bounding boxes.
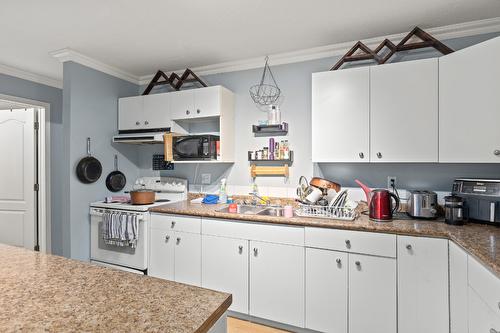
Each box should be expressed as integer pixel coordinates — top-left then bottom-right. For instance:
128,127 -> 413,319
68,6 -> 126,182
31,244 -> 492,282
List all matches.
102,212 -> 139,248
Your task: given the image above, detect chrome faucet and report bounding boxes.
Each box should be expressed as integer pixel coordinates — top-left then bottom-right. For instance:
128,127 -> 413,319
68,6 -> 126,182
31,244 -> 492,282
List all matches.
249,192 -> 271,206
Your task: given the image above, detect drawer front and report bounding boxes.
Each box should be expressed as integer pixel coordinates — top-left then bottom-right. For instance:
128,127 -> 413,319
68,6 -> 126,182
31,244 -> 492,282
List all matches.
305,227 -> 396,258
202,218 -> 304,246
469,287 -> 500,333
468,255 -> 500,316
151,214 -> 201,234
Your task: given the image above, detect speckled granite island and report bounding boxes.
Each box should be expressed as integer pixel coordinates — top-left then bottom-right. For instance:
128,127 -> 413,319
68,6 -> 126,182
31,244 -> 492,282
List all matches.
0,244 -> 231,333
150,200 -> 500,277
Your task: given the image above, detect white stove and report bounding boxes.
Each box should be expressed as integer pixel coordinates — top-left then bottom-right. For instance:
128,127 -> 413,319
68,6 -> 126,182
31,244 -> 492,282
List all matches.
90,177 -> 188,274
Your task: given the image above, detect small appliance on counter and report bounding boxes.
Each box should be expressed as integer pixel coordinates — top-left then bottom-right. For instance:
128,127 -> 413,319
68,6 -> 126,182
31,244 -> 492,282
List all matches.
407,190 -> 438,219
444,195 -> 465,225
451,178 -> 500,225
355,179 -> 400,222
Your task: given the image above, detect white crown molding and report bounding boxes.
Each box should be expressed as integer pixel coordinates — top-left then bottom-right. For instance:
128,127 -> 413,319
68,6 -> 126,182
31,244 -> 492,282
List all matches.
50,48 -> 139,84
138,16 -> 500,85
0,63 -> 62,89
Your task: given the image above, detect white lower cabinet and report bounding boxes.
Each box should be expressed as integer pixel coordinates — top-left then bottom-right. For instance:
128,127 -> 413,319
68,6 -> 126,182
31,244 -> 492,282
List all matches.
201,235 -> 249,314
349,253 -> 397,333
305,248 -> 348,333
397,236 -> 449,333
149,228 -> 175,280
469,286 -> 500,333
174,231 -> 201,286
449,242 -> 469,333
249,241 -> 305,328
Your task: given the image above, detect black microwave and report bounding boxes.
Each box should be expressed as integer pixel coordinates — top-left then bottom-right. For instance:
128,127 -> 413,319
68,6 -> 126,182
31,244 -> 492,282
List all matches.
172,135 -> 220,161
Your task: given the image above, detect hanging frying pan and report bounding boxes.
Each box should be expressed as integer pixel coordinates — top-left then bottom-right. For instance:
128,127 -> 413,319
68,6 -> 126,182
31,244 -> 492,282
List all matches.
106,155 -> 126,192
76,138 -> 102,184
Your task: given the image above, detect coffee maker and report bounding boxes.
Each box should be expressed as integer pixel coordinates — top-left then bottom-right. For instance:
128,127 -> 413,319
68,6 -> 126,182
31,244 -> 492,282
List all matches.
451,179 -> 500,225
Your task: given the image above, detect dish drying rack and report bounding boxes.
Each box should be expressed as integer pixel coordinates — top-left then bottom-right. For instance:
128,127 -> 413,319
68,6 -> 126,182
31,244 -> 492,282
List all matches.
295,203 -> 358,221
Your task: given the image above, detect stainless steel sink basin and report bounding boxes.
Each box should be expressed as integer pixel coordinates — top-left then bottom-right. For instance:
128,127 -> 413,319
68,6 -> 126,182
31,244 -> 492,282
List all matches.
216,205 -> 284,216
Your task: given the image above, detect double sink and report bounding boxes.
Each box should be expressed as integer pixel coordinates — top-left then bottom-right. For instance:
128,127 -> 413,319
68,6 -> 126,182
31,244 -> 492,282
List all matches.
216,205 -> 285,217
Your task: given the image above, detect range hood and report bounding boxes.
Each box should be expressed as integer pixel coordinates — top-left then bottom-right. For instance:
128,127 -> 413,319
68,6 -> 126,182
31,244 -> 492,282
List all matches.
112,132 -> 165,144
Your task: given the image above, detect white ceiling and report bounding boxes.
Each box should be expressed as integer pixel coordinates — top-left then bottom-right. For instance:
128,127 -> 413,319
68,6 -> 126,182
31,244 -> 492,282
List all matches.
1,0 -> 500,86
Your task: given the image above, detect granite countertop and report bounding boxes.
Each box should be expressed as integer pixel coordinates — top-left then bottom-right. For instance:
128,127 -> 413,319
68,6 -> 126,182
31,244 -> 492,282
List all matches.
150,200 -> 500,277
0,244 -> 231,333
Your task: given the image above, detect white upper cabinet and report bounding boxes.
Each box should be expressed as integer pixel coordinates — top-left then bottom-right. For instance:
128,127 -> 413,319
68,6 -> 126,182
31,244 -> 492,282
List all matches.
170,90 -> 195,120
439,37 -> 500,162
194,86 -> 222,118
397,236 -> 449,333
142,92 -> 171,130
312,67 -> 370,162
118,96 -> 143,131
170,86 -> 229,120
370,58 -> 438,162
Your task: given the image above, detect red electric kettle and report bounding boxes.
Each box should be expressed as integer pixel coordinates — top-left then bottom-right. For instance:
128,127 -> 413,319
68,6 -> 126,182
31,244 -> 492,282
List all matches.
355,179 -> 400,222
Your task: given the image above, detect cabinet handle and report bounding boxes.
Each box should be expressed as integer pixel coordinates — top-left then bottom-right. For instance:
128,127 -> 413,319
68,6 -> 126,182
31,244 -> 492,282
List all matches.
135,121 -> 140,125
494,150 -> 500,156
253,248 -> 258,256
238,245 -> 243,253
345,239 -> 351,248
498,302 -> 500,310
406,244 -> 412,250
377,152 -> 382,159
171,221 -> 176,228
359,152 -> 364,159
355,261 -> 361,267
165,235 -> 170,242
144,120 -> 149,125
176,237 -> 181,244
186,110 -> 190,115
336,258 -> 342,264
197,109 -> 201,114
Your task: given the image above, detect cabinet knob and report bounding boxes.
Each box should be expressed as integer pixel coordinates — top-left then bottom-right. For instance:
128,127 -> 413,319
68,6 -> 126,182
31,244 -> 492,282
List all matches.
355,261 -> 361,267
171,221 -> 176,228
238,245 -> 243,253
377,152 -> 382,159
197,109 -> 201,114
165,235 -> 170,242
176,237 -> 181,243
336,258 -> 342,264
406,244 -> 412,250
490,329 -> 499,333
494,150 -> 500,156
186,110 -> 190,115
135,121 -> 140,125
144,120 -> 149,125
359,152 -> 364,159
253,248 -> 258,256
345,239 -> 351,248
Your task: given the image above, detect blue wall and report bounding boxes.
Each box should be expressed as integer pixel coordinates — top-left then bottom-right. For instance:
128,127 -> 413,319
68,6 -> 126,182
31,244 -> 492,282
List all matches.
0,73 -> 64,255
62,62 -> 140,260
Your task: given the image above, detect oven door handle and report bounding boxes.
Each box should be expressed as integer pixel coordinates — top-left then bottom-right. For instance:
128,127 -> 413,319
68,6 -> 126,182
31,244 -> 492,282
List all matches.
90,210 -> 145,221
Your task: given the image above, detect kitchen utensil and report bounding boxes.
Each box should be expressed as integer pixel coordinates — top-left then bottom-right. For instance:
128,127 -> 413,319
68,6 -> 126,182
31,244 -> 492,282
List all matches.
407,190 -> 438,219
355,179 -> 400,221
105,155 -> 126,192
76,138 -> 102,184
296,176 -> 310,202
305,186 -> 323,204
284,205 -> 294,218
444,195 -> 465,225
310,177 -> 341,194
330,189 -> 349,208
129,189 -> 155,205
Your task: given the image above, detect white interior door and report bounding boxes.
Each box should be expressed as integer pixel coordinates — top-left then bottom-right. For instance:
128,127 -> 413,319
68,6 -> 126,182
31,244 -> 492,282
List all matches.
0,108 -> 35,248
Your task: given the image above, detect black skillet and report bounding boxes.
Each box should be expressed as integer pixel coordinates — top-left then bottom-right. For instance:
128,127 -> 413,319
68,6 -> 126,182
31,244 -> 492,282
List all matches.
76,138 -> 102,184
106,155 -> 126,192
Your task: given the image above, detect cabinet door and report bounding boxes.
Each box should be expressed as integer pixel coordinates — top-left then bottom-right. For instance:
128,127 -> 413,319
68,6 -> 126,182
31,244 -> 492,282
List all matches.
449,242 -> 468,333
370,59 -> 438,162
143,93 -> 171,130
469,286 -> 500,333
170,90 -> 195,119
118,96 -> 143,131
202,235 -> 249,314
194,86 -> 221,118
312,67 -> 370,162
349,253 -> 396,333
440,37 -> 500,162
174,231 -> 201,286
250,241 -> 305,328
148,228 -> 174,280
398,236 -> 449,333
305,248 -> 347,333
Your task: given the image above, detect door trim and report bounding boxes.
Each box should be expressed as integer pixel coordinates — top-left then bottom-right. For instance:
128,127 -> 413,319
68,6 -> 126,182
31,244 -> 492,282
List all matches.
0,93 -> 51,253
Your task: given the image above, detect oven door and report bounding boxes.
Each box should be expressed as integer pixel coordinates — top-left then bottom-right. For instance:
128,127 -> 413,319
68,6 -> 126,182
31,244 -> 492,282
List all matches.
90,208 -> 148,270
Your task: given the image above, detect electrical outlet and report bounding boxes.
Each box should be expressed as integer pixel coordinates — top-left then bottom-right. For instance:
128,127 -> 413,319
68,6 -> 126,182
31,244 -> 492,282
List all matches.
201,173 -> 211,185
387,176 -> 397,189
